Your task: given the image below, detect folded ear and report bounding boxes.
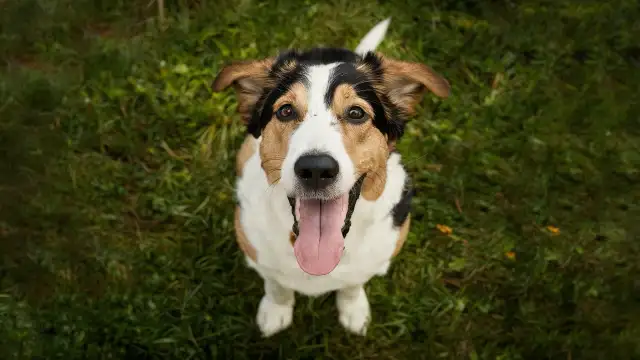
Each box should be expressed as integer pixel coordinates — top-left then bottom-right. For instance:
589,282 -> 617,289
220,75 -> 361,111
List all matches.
378,54 -> 450,115
212,58 -> 274,123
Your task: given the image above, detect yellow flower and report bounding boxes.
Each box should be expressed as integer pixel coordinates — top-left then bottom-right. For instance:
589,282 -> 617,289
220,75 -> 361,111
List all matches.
547,225 -> 560,235
436,224 -> 453,235
505,251 -> 516,260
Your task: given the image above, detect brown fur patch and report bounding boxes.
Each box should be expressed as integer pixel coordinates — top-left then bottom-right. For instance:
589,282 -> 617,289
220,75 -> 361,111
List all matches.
234,206 -> 257,262
259,82 -> 308,185
236,136 -> 256,176
331,84 -> 389,201
377,54 -> 450,115
392,214 -> 411,257
212,58 -> 275,123
290,232 -> 296,246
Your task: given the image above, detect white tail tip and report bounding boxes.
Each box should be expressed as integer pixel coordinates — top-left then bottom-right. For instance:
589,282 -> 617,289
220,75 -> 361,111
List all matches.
355,17 -> 391,56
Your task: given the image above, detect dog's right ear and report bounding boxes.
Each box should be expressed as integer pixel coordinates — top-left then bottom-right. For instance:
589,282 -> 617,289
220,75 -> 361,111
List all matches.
212,58 -> 274,123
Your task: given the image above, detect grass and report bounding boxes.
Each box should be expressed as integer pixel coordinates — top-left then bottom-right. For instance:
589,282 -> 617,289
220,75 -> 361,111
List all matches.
1,0 -> 639,358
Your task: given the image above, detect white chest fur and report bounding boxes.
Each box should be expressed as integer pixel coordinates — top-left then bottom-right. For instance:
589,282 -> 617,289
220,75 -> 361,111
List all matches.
235,137 -> 408,297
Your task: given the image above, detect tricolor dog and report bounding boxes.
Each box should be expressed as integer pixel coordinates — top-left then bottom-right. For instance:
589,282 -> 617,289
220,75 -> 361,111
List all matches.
213,18 -> 450,337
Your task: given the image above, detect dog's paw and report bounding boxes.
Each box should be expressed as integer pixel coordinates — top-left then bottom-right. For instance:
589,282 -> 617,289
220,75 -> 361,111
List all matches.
257,295 -> 294,337
337,288 -> 371,336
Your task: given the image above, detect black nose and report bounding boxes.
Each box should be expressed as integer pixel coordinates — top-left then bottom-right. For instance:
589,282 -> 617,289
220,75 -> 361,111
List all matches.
294,154 -> 340,190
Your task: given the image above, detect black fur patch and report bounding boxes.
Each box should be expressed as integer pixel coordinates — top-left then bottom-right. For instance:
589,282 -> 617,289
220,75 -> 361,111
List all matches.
325,63 -> 387,123
247,63 -> 304,138
276,47 -> 360,67
361,52 -> 406,141
391,178 -> 414,228
325,62 -> 405,141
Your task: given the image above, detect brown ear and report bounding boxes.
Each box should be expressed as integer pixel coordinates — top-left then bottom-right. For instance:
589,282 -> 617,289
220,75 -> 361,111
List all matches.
212,58 -> 274,123
378,54 -> 450,115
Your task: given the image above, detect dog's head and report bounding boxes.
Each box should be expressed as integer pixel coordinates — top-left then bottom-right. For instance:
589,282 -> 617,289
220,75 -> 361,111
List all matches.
213,19 -> 449,276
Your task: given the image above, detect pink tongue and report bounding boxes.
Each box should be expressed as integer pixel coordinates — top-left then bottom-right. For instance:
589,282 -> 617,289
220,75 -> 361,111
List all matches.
293,194 -> 348,276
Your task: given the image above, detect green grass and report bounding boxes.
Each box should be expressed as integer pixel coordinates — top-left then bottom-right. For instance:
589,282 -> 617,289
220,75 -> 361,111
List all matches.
1,0 -> 639,358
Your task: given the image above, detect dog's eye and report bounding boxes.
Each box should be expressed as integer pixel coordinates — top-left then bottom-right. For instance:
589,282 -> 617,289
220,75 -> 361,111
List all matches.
346,106 -> 366,122
275,104 -> 296,121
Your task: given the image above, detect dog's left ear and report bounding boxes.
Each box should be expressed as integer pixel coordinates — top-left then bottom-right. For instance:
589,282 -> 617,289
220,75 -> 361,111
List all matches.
212,58 -> 274,123
378,54 -> 450,115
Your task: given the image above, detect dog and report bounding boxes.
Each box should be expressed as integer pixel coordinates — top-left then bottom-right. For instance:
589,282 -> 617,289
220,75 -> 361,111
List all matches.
212,18 -> 450,337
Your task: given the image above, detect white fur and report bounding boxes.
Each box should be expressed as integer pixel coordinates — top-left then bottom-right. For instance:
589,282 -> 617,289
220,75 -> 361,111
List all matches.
337,285 -> 371,335
256,278 -> 295,337
234,19 -> 407,337
355,17 -> 391,56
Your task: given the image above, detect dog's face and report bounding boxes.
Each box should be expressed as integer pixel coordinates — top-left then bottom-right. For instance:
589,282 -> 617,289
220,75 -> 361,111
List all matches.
214,48 -> 449,275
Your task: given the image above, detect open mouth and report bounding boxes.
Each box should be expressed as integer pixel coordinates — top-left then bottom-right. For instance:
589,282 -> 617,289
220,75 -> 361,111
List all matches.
287,175 -> 365,276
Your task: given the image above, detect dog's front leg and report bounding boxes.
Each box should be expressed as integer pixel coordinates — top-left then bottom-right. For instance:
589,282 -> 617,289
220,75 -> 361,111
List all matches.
257,278 -> 295,337
337,284 -> 371,335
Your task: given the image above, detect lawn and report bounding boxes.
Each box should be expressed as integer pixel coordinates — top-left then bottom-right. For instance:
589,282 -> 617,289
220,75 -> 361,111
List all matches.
1,0 -> 639,358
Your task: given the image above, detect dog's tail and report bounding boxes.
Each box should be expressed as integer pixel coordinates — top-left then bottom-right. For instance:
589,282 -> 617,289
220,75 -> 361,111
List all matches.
354,17 -> 391,56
